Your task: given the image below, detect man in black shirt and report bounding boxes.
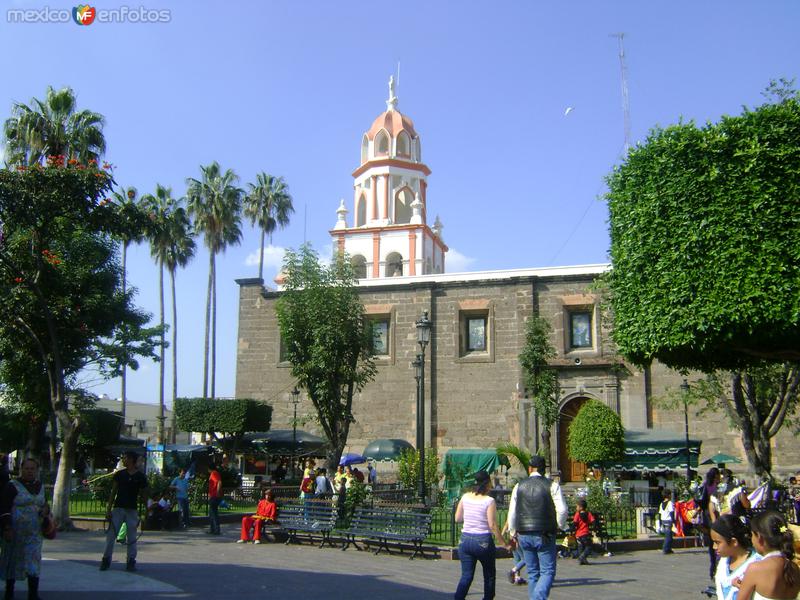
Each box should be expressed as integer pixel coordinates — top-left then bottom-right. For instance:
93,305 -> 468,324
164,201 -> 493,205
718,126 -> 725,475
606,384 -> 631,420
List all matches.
100,451 -> 148,572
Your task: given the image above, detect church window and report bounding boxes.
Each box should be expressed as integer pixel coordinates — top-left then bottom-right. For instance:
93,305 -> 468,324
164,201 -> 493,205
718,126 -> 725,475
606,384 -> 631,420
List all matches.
467,317 -> 486,352
369,319 -> 390,356
569,312 -> 592,349
396,131 -> 410,157
356,194 -> 367,227
376,130 -> 389,156
351,255 -> 367,279
360,134 -> 369,164
457,304 -> 494,362
385,252 -> 403,277
394,188 -> 413,224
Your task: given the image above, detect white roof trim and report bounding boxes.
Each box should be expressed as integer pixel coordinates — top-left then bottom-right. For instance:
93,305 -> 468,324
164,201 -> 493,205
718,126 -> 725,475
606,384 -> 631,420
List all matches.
356,264 -> 611,287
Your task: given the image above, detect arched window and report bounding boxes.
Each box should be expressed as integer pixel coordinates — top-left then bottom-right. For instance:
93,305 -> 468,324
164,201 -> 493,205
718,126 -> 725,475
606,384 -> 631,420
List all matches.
396,131 -> 410,157
356,194 -> 367,227
375,130 -> 389,156
385,252 -> 403,277
360,135 -> 368,164
394,187 -> 413,224
416,138 -> 422,162
351,255 -> 367,279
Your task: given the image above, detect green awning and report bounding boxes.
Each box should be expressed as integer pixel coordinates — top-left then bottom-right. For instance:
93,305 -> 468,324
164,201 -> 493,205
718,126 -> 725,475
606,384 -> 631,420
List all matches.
602,429 -> 701,472
443,449 -> 511,501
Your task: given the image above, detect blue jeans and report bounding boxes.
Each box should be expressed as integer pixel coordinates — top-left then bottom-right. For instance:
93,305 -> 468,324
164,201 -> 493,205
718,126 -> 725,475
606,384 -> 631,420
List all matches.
518,533 -> 557,600
513,545 -> 526,572
177,497 -> 190,528
661,520 -> 673,552
455,533 -> 496,600
209,497 -> 221,533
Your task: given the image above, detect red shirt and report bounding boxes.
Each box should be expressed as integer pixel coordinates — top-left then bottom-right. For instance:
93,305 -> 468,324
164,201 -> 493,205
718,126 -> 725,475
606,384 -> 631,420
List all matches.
573,510 -> 595,538
208,469 -> 222,498
255,500 -> 277,521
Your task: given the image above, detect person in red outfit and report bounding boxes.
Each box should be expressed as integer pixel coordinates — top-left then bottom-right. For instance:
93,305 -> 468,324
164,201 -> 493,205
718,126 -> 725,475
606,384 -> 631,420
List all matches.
237,489 -> 277,544
573,499 -> 596,565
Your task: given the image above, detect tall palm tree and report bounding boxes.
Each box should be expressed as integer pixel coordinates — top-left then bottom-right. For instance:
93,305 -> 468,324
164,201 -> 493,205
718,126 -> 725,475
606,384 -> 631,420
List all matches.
162,201 -> 195,442
244,173 -> 294,280
142,184 -> 175,445
3,85 -> 105,166
186,162 -> 243,400
111,186 -> 146,424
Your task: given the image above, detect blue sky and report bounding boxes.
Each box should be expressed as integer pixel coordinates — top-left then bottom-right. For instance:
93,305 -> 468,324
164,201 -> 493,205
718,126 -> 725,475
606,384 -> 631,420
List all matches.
2,1 -> 798,406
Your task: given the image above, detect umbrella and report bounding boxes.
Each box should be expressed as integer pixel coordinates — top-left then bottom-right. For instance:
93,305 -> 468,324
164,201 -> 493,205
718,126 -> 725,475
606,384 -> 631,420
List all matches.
339,452 -> 366,466
363,438 -> 414,462
701,452 -> 742,465
241,430 -> 328,457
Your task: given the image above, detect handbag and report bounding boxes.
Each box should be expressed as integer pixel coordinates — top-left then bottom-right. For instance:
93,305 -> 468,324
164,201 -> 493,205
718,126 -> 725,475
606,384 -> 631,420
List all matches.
41,515 -> 57,540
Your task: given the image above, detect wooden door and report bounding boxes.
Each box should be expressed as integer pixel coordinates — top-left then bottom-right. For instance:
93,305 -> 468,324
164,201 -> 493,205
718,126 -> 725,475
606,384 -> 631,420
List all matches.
558,397 -> 588,482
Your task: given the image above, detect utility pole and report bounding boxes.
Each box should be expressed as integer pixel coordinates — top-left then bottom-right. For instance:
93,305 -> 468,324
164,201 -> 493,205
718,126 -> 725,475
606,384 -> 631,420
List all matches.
610,33 -> 632,153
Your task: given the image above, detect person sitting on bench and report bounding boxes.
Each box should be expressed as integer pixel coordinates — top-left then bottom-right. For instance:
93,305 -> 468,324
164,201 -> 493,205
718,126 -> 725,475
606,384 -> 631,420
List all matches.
237,489 -> 277,544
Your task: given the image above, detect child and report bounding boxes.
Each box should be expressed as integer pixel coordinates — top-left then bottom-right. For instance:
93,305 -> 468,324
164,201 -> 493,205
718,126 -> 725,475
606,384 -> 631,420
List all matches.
736,511 -> 800,600
659,490 -> 675,554
501,521 -> 526,585
573,498 -> 595,565
710,514 -> 760,600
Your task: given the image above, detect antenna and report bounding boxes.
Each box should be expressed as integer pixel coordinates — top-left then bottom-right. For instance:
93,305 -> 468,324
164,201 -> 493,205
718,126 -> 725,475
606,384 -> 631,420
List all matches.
610,32 -> 632,153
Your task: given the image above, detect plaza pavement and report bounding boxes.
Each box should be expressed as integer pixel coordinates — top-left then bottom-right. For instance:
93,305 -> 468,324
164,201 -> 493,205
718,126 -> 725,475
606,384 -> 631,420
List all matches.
19,523 -> 712,599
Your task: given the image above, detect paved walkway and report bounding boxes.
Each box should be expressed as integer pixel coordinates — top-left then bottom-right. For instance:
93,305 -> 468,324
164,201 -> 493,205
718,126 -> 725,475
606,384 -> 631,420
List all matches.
19,523 -> 712,599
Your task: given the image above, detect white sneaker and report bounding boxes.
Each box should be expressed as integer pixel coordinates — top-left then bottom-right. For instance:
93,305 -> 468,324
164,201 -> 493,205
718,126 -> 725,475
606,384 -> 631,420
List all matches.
236,539 -> 246,544
254,540 -> 262,545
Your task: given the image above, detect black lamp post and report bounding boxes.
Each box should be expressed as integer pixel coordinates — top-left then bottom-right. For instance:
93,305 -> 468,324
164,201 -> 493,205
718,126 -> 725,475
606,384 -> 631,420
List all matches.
414,311 -> 431,504
291,386 -> 300,480
680,379 -> 691,482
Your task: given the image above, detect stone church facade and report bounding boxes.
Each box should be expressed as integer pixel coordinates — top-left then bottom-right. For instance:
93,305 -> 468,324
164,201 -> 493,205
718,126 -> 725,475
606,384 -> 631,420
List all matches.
234,81 -> 800,479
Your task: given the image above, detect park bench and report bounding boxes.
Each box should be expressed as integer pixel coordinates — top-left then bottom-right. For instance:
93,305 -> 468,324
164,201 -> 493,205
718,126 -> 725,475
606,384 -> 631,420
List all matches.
341,505 -> 433,559
276,500 -> 338,548
593,513 -> 616,554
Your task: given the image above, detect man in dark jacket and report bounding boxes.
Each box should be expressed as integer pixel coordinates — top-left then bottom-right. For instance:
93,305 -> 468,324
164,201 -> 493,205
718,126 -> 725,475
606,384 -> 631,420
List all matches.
506,455 -> 568,600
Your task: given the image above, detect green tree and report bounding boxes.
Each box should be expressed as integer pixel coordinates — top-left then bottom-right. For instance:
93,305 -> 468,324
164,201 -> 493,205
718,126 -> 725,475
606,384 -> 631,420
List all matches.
275,245 -> 377,468
0,161 -> 160,526
244,173 -> 294,281
397,448 -> 440,498
518,316 -> 560,469
111,185 -> 146,422
604,88 -> 800,372
174,397 -> 271,455
186,162 -> 243,400
3,86 -> 105,166
567,400 -> 624,464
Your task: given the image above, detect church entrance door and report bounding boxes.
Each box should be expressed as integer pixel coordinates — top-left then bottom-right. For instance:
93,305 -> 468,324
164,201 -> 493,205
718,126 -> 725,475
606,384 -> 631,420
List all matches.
558,397 -> 589,482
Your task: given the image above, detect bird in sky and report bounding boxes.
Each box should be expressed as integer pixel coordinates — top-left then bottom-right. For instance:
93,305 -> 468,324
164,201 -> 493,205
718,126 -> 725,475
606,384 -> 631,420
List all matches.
564,106 -> 574,116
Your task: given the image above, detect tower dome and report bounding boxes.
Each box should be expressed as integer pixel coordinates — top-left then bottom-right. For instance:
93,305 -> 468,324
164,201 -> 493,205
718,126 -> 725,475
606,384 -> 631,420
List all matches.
360,76 -> 421,165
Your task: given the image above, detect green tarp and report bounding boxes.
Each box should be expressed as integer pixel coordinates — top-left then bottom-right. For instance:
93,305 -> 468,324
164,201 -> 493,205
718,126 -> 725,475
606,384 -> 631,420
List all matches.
603,429 -> 701,472
443,449 -> 510,501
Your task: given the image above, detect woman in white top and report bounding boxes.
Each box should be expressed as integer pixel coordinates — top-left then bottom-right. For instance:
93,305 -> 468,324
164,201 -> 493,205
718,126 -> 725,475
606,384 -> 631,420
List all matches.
710,514 -> 761,600
736,511 -> 800,600
454,470 -> 507,600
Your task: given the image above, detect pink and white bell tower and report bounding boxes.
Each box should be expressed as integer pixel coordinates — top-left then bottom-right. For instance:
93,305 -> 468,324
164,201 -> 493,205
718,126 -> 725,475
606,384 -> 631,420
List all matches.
331,77 -> 447,279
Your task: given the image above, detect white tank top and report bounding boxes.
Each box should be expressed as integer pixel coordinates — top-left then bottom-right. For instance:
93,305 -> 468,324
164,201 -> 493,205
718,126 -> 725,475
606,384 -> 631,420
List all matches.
461,494 -> 494,534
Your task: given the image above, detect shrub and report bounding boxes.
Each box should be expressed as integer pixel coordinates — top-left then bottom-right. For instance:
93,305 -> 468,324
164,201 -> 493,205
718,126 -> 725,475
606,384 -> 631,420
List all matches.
568,400 -> 624,464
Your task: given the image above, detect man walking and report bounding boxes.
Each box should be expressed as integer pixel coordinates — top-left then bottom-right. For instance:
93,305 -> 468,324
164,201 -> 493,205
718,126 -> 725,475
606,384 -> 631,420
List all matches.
506,455 -> 568,600
100,451 -> 148,572
207,462 -> 223,535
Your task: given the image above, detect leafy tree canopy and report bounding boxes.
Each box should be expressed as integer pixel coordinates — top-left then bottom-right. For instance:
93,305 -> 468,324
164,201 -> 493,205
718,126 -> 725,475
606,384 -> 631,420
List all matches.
567,399 -> 624,464
605,87 -> 800,372
174,397 -> 272,437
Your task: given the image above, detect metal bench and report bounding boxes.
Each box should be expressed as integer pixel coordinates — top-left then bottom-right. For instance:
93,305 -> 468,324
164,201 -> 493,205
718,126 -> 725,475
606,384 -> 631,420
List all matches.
277,500 -> 338,548
593,513 -> 616,554
341,505 -> 433,559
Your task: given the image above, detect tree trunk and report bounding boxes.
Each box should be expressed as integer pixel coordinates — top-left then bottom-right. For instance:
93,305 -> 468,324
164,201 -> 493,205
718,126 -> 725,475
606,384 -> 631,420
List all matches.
170,268 -> 178,444
47,414 -> 57,476
211,254 -> 217,400
541,427 -> 552,472
157,262 -> 165,445
202,251 -> 212,401
121,241 -> 128,422
51,418 -> 79,529
258,229 -> 265,281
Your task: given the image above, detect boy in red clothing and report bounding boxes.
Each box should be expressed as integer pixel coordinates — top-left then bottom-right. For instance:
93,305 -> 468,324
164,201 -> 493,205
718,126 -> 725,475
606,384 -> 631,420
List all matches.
573,499 -> 595,565
237,489 -> 278,544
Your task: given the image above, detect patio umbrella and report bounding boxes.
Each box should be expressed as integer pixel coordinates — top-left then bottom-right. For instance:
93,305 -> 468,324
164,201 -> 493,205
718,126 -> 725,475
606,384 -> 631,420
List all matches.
339,452 -> 366,466
363,438 -> 414,462
701,452 -> 742,465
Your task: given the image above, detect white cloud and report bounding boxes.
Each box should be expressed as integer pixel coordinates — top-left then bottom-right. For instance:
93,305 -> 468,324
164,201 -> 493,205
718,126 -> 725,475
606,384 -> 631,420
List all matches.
445,248 -> 477,273
244,244 -> 286,273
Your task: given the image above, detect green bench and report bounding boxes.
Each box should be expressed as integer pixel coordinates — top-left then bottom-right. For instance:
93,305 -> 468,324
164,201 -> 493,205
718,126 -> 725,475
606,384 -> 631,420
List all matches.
341,505 -> 433,559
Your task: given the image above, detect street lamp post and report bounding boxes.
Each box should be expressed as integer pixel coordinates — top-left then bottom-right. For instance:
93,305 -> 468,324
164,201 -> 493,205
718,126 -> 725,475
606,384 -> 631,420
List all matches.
291,386 -> 300,480
414,311 -> 431,504
681,379 -> 691,482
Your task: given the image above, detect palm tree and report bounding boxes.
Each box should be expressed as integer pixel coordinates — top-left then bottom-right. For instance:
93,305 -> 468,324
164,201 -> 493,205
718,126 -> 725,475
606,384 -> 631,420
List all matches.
244,173 -> 294,280
142,184 -> 175,445
186,162 -> 243,400
3,85 -> 105,166
111,186 -> 146,424
162,201 -> 195,442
